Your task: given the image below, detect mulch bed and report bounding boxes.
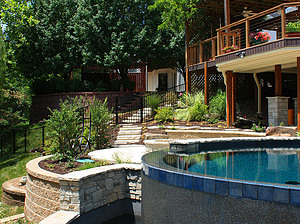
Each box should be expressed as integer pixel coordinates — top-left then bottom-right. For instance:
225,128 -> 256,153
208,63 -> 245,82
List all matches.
39,159 -> 83,174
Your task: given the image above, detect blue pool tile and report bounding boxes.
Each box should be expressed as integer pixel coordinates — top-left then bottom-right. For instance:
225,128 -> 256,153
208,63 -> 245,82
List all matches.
165,172 -> 174,185
215,180 -> 229,196
274,187 -> 289,204
243,183 -> 258,200
183,175 -> 193,189
193,176 -> 203,191
158,169 -> 166,183
229,181 -> 243,198
258,185 -> 273,202
174,173 -> 183,187
203,179 -> 215,194
290,189 -> 300,205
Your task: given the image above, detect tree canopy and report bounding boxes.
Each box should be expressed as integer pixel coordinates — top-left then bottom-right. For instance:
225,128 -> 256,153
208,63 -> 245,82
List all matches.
149,0 -> 200,32
14,0 -> 184,83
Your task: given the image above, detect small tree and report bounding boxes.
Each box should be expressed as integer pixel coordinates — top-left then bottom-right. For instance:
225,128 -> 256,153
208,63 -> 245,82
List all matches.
0,30 -> 6,104
46,97 -> 83,162
89,98 -> 112,149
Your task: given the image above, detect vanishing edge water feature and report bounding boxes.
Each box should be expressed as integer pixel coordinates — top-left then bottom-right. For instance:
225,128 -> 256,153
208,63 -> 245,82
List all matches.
141,137 -> 300,224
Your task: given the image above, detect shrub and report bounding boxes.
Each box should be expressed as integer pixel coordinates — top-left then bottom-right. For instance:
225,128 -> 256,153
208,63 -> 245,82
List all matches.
209,90 -> 226,119
178,91 -> 205,108
45,97 -> 83,162
146,93 -> 162,115
188,101 -> 208,121
89,98 -> 113,149
251,122 -> 266,132
154,107 -> 174,122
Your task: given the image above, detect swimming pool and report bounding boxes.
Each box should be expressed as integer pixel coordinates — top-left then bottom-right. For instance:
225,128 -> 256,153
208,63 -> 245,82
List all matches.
142,137 -> 300,224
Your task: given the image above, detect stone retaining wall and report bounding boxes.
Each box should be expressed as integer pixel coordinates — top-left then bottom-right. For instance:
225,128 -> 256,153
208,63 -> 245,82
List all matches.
25,156 -> 141,223
25,156 -> 62,222
59,164 -> 141,214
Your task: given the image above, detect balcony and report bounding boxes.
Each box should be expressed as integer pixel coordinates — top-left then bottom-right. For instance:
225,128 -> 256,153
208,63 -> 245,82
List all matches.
187,2 -> 300,73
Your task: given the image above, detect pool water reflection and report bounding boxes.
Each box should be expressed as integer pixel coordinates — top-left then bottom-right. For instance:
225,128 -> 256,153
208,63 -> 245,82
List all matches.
164,148 -> 300,185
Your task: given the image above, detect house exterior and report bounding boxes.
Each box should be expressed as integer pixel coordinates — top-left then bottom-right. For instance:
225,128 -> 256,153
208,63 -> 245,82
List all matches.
185,0 -> 300,128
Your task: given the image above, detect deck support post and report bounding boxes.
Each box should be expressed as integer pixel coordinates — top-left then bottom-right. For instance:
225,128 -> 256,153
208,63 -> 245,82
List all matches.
297,57 -> 300,130
185,20 -> 190,94
226,70 -> 233,126
275,65 -> 282,96
253,73 -> 262,115
204,62 -> 209,106
232,72 -> 236,122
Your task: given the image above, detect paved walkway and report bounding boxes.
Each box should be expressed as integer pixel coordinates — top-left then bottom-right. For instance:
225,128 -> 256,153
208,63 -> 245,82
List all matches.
89,124 -> 148,163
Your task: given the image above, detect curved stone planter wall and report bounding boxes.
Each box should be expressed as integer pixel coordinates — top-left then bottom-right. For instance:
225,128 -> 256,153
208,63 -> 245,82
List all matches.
2,177 -> 26,206
25,156 -> 141,223
25,156 -> 62,222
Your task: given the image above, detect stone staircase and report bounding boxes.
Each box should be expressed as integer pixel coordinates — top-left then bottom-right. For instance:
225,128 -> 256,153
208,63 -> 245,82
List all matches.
114,124 -> 142,145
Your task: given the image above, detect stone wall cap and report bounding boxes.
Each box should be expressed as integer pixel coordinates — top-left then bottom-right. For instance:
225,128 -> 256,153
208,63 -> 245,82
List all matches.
39,211 -> 79,224
26,155 -> 62,183
60,163 -> 141,181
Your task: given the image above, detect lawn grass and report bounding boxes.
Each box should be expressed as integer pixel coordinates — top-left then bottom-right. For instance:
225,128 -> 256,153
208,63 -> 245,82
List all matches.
0,122 -> 44,219
0,152 -> 40,219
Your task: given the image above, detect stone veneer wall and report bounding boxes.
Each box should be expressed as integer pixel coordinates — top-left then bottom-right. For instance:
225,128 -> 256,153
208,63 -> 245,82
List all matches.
267,96 -> 289,126
25,156 -> 141,223
59,164 -> 141,214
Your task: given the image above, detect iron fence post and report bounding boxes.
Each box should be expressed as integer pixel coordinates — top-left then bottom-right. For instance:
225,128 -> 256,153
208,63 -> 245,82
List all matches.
140,96 -> 143,123
24,129 -> 27,153
115,97 -> 118,125
42,126 -> 45,147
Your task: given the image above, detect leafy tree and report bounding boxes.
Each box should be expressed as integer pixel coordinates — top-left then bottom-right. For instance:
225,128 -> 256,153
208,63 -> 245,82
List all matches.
149,0 -> 200,32
17,0 -> 184,89
0,30 -> 6,104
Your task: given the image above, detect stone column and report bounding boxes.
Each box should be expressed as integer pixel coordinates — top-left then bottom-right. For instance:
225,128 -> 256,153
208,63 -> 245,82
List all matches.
267,96 -> 289,126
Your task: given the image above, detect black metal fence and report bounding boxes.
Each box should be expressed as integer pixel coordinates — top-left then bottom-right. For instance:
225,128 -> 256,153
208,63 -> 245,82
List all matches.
113,84 -> 186,124
0,125 -> 46,157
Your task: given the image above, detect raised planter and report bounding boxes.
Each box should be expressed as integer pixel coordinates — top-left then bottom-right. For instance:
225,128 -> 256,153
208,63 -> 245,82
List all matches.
25,155 -> 142,223
2,177 -> 26,206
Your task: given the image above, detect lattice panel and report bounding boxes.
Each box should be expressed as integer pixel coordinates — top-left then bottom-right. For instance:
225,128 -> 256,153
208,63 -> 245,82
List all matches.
208,71 -> 225,100
191,70 -> 204,93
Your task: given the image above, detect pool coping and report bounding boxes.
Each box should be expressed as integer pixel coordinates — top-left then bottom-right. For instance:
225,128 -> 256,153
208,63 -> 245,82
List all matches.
142,137 -> 300,206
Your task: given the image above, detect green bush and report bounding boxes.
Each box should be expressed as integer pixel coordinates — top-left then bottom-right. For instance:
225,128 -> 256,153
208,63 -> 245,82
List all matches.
146,93 -> 162,115
154,107 -> 174,122
45,97 -> 83,162
188,101 -> 208,121
209,90 -> 226,119
89,98 -> 113,149
178,91 -> 205,108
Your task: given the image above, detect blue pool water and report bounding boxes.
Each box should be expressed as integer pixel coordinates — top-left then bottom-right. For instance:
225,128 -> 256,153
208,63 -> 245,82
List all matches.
165,149 -> 300,185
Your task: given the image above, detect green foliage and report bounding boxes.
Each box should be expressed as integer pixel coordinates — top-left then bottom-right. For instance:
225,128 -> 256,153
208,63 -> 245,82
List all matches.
45,97 -> 83,162
154,107 -> 174,122
175,91 -> 207,121
163,91 -> 178,106
251,122 -> 266,132
89,98 -> 113,150
286,20 -> 300,33
147,93 -> 162,115
76,160 -> 110,171
187,101 -> 207,121
149,0 -> 200,32
0,30 -> 6,103
0,153 -> 39,219
209,90 -> 226,119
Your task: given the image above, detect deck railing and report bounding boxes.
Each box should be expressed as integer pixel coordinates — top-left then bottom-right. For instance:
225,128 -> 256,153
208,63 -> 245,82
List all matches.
188,2 -> 300,66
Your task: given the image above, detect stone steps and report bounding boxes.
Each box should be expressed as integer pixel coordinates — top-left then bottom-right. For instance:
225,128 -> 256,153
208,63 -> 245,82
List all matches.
117,135 -> 141,140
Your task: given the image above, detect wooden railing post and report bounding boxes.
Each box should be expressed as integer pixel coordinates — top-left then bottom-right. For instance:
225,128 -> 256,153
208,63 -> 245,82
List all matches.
217,31 -> 221,55
281,6 -> 286,39
199,43 -> 203,63
212,39 -> 216,59
246,20 -> 250,48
